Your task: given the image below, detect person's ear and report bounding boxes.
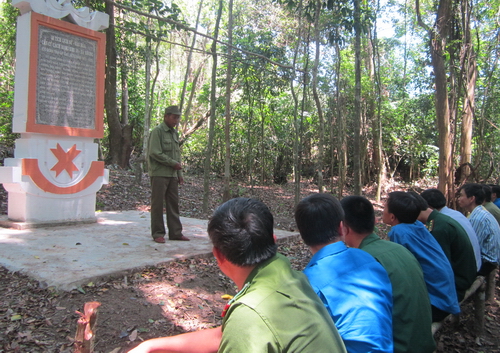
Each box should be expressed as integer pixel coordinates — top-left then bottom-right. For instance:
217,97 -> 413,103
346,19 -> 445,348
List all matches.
339,221 -> 346,240
213,247 -> 226,265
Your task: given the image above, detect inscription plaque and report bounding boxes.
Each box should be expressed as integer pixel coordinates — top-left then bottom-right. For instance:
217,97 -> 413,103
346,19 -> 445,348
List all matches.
36,25 -> 96,129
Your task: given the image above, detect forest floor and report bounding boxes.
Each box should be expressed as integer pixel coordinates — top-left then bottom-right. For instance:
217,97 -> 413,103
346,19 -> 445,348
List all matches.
1,170 -> 500,352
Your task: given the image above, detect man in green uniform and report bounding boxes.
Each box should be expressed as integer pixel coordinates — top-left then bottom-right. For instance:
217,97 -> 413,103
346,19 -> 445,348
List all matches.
128,198 -> 346,353
147,105 -> 189,243
341,195 -> 436,353
413,192 -> 477,301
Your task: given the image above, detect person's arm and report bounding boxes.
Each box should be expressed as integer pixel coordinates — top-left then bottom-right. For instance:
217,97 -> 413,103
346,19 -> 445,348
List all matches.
127,326 -> 221,353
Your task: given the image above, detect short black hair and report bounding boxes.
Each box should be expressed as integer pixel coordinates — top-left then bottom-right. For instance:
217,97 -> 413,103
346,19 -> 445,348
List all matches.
491,185 -> 500,197
408,191 -> 429,211
386,191 -> 420,224
482,184 -> 492,202
207,198 -> 277,266
420,188 -> 447,209
459,183 -> 485,205
340,196 -> 375,234
295,193 -> 344,246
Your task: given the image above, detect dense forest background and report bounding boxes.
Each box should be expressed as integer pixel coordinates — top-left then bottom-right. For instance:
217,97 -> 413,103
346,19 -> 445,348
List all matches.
0,0 -> 499,209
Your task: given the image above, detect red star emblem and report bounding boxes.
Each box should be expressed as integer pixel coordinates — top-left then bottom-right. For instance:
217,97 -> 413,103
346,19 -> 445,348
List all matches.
50,143 -> 81,178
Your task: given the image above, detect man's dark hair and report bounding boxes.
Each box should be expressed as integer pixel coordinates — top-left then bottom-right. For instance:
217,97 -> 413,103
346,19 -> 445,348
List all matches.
295,193 -> 344,246
420,188 -> 447,209
491,185 -> 500,198
482,184 -> 493,202
408,191 -> 429,211
386,191 -> 420,224
207,198 -> 277,267
340,196 -> 375,234
459,183 -> 485,205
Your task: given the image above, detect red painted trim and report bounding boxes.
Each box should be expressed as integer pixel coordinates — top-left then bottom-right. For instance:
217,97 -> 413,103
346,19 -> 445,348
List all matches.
22,158 -> 105,194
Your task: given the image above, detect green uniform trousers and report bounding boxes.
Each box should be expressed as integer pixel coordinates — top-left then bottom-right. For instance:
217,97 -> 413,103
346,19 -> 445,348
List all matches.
150,176 -> 183,240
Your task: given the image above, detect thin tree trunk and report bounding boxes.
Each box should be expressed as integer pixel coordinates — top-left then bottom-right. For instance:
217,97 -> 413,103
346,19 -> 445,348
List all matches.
202,0 -> 223,213
222,0 -> 234,202
312,0 -> 324,193
353,0 -> 362,195
104,1 -> 122,166
459,0 -> 476,183
179,0 -> 203,112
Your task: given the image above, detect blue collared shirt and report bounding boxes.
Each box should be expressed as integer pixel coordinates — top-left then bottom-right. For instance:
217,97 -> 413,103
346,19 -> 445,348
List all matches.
389,221 -> 460,315
468,205 -> 500,264
304,241 -> 393,353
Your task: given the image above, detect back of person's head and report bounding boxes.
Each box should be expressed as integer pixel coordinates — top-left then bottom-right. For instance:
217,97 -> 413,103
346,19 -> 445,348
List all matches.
386,191 -> 420,224
420,188 -> 447,209
460,183 -> 485,205
340,195 -> 375,234
408,191 -> 429,211
207,197 -> 277,267
295,193 -> 344,246
482,184 -> 493,202
491,185 -> 500,197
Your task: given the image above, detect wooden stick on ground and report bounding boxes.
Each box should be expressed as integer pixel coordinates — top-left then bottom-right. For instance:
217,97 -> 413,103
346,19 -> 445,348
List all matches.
74,301 -> 101,353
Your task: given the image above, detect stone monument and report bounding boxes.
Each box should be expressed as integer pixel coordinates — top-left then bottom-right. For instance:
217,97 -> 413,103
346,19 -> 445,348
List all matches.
0,0 -> 109,227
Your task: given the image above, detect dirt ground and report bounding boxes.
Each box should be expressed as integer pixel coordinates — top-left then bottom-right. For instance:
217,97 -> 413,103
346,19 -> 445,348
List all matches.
1,170 -> 500,352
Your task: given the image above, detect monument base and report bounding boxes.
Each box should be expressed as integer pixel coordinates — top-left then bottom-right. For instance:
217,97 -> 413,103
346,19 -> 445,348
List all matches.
2,185 -> 98,224
0,214 -> 97,230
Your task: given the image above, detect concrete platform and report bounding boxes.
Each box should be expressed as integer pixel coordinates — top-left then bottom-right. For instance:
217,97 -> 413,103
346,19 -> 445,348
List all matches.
0,211 -> 299,291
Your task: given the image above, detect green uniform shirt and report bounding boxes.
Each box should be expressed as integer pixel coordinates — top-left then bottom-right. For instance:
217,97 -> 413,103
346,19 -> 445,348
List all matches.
147,122 -> 183,178
483,202 -> 500,226
426,210 -> 477,301
220,254 -> 346,353
360,233 -> 436,353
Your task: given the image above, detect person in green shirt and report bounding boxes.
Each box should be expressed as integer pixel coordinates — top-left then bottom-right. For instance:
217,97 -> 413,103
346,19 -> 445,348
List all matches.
147,105 -> 189,243
341,195 -> 436,353
128,198 -> 347,353
412,192 -> 477,302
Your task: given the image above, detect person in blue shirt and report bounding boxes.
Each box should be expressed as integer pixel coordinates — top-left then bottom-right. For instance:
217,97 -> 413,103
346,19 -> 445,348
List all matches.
295,193 -> 393,353
490,185 -> 500,208
382,191 -> 460,322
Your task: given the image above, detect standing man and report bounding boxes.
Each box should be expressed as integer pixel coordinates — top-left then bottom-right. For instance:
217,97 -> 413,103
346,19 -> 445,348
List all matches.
147,105 -> 189,243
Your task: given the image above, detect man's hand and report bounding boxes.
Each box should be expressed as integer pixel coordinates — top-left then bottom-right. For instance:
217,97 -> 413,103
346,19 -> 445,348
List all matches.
178,177 -> 184,185
173,163 -> 182,170
126,327 -> 222,353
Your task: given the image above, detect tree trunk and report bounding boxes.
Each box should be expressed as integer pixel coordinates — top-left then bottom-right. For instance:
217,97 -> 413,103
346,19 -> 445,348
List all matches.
312,0 -> 324,193
222,0 -> 234,202
202,0 -> 223,213
104,1 -> 122,166
353,0 -> 362,195
459,0 -> 476,184
179,0 -> 203,112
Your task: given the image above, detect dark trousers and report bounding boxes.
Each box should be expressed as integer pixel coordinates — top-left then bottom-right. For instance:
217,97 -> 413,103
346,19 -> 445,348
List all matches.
150,176 -> 183,240
478,260 -> 497,277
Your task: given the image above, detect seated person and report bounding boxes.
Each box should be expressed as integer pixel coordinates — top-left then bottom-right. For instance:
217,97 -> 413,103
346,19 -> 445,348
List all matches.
295,193 -> 393,353
490,185 -> 500,208
482,185 -> 500,225
420,188 -> 482,271
129,198 -> 347,353
341,195 -> 435,353
412,192 -> 477,301
382,191 -> 459,322
458,183 -> 500,276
